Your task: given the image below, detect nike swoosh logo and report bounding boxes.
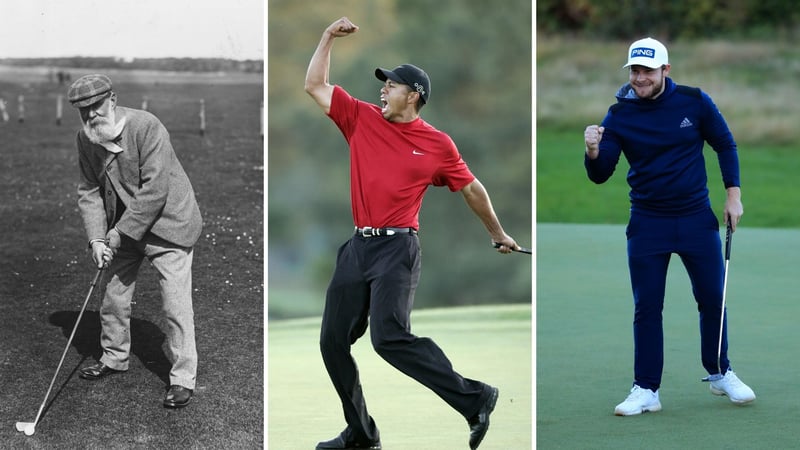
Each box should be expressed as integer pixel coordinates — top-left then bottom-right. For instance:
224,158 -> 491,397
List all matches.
412,150 -> 425,155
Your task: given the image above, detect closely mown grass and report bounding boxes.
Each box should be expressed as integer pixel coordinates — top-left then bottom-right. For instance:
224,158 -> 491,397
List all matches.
0,68 -> 264,448
269,304 -> 532,450
537,36 -> 800,146
537,223 -> 800,449
537,128 -> 800,228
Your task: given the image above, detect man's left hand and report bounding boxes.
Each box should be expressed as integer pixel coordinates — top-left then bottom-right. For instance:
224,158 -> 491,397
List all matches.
106,227 -> 122,253
492,235 -> 518,254
724,187 -> 743,232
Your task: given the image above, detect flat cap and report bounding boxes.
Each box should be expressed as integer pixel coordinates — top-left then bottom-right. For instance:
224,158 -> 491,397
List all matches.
68,74 -> 113,108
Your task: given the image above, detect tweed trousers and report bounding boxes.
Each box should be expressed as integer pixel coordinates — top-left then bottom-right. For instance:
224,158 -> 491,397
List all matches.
98,232 -> 197,389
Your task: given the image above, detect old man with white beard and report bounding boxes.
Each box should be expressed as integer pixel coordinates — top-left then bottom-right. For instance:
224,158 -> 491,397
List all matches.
69,74 -> 203,409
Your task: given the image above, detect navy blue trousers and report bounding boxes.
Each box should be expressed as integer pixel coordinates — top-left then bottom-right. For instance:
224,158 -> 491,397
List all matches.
626,208 -> 729,391
319,233 -> 491,443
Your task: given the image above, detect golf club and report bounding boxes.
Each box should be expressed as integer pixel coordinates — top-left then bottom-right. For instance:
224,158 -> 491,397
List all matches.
715,220 -> 733,376
702,220 -> 732,383
15,267 -> 105,436
493,242 -> 532,255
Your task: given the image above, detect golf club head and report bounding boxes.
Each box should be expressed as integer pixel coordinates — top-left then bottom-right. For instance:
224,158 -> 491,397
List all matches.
15,421 -> 35,436
701,374 -> 723,382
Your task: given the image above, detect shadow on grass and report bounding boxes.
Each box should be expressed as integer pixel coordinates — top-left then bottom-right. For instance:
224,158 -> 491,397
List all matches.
49,310 -> 172,384
28,311 -> 174,426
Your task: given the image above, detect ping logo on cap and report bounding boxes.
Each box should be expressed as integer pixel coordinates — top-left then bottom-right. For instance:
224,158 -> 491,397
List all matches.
631,47 -> 656,59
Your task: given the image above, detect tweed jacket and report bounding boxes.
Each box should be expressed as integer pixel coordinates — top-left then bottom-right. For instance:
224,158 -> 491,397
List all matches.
77,106 -> 202,248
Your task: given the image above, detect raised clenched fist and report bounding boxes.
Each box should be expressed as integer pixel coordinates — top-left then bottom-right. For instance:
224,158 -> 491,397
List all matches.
327,17 -> 359,38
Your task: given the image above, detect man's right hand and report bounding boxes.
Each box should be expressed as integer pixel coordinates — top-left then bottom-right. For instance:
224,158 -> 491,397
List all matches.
326,17 -> 359,38
584,125 -> 604,160
91,241 -> 114,268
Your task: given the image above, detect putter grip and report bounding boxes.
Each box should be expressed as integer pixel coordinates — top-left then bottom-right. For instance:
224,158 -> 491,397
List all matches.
492,242 -> 532,254
724,222 -> 732,260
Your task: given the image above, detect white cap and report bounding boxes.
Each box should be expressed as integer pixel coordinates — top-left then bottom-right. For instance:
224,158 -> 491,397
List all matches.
623,37 -> 668,69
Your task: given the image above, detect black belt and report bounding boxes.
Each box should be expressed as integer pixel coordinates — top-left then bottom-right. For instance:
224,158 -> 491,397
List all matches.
354,226 -> 417,237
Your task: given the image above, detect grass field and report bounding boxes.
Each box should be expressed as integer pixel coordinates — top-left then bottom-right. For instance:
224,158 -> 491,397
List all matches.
268,304 -> 532,449
0,68 -> 264,448
537,38 -> 800,447
537,223 -> 799,449
537,128 -> 800,228
536,36 -> 800,229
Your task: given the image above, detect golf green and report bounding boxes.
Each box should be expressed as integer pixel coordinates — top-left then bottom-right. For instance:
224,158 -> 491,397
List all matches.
537,223 -> 799,449
268,304 -> 532,449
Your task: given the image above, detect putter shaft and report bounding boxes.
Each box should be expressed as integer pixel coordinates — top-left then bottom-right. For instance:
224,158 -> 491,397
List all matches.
715,222 -> 733,376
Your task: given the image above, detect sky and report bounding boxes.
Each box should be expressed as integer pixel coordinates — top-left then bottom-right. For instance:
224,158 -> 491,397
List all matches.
0,0 -> 264,60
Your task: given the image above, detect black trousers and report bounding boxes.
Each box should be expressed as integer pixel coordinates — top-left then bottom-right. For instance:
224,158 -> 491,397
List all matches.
320,233 -> 491,443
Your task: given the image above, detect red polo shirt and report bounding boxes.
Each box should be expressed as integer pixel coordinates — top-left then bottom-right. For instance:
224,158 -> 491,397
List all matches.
327,85 -> 475,230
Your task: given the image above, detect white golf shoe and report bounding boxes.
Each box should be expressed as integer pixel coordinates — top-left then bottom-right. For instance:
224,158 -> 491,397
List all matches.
614,385 -> 662,416
709,370 -> 756,404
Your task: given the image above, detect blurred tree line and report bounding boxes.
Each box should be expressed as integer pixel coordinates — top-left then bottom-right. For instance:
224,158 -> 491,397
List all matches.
537,0 -> 800,39
268,0 -> 532,317
0,57 -> 263,73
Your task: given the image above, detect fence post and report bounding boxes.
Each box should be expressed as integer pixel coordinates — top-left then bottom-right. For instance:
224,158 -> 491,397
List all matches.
0,99 -> 8,122
56,94 -> 63,125
142,96 -> 148,111
199,99 -> 206,136
18,95 -> 25,123
260,100 -> 264,137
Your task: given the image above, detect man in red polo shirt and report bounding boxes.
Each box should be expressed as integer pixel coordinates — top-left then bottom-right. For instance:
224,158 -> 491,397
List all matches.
305,16 -> 522,450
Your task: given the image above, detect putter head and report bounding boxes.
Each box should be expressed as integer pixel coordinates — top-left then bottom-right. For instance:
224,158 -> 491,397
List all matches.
15,421 -> 36,435
701,374 -> 724,382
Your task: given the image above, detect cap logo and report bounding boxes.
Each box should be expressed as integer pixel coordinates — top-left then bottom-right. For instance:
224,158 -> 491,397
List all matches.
413,82 -> 426,96
631,47 -> 656,59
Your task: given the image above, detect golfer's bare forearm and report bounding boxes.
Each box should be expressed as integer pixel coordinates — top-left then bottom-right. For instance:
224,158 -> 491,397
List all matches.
461,180 -> 507,240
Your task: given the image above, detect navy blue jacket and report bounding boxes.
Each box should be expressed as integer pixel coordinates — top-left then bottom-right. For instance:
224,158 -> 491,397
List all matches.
585,77 -> 740,216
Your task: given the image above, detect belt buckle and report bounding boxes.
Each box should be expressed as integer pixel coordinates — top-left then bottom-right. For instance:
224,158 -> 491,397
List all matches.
361,226 -> 375,237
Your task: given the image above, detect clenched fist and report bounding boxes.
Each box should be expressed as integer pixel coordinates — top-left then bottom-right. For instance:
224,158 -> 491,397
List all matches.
326,17 -> 359,38
584,125 -> 604,160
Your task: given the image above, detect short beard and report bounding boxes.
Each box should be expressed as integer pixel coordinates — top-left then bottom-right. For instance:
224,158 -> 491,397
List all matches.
641,74 -> 666,100
82,110 -> 117,144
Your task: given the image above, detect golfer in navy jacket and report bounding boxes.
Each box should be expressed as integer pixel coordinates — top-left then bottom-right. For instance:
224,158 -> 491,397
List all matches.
584,37 -> 755,416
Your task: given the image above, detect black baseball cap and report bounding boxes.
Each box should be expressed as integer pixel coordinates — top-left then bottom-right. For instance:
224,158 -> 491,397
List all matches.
375,64 -> 430,105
